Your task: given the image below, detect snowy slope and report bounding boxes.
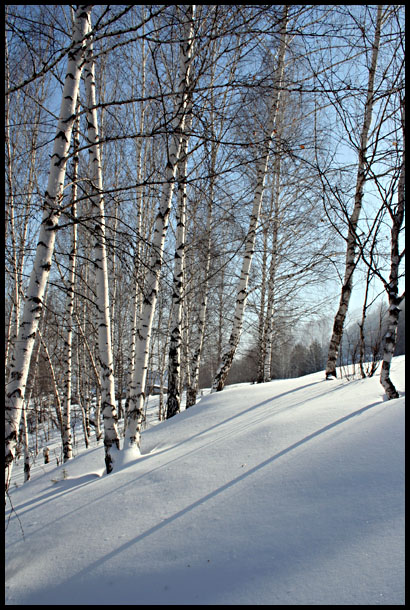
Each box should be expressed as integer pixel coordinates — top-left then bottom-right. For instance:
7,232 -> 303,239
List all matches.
5,357 -> 405,605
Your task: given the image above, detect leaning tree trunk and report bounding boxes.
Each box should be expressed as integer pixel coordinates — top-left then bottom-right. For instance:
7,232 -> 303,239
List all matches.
325,5 -> 383,379
5,5 -> 91,494
380,97 -> 405,399
212,5 -> 288,392
83,17 -> 120,473
125,5 -> 196,451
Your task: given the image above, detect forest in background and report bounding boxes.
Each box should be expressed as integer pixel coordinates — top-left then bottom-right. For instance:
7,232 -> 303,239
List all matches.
5,5 -> 405,487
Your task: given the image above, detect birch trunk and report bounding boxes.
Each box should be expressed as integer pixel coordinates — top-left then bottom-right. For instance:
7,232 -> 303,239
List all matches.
5,27 -> 18,375
257,219 -> 269,383
21,401 -> 30,483
325,5 -> 383,379
124,34 -> 147,427
257,118 -> 283,383
380,98 -> 405,399
125,5 -> 196,450
185,196 -> 213,408
5,20 -> 43,375
166,103 -> 193,419
83,18 -> 120,473
5,6 -> 91,493
212,5 -> 288,392
21,334 -> 42,480
186,49 -> 237,406
62,111 -> 80,462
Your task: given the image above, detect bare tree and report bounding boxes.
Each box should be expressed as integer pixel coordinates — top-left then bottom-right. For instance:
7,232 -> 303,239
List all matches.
166,96 -> 193,419
212,5 -> 288,392
83,13 -> 120,472
5,6 -> 92,493
62,109 -> 80,462
325,5 -> 383,379
378,97 -> 405,398
125,5 -> 196,451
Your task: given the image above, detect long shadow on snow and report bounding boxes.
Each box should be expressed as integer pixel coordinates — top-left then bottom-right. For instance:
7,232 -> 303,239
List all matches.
144,380 -> 326,455
5,380 -> 373,528
5,472 -> 103,522
57,399 -> 383,580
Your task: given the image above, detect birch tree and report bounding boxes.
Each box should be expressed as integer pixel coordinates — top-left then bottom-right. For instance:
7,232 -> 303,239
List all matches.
379,97 -> 405,399
325,5 -> 383,379
125,5 -> 196,450
185,173 -> 213,409
166,97 -> 193,419
62,110 -> 80,462
212,5 -> 288,392
5,12 -> 50,376
185,27 -> 242,407
83,15 -> 120,472
256,99 -> 284,384
5,6 -> 91,493
356,94 -> 405,398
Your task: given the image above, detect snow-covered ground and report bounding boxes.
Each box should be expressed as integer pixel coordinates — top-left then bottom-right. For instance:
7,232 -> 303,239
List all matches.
5,356 -> 405,605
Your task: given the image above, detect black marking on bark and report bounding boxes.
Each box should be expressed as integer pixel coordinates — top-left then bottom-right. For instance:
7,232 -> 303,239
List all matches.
56,130 -> 68,142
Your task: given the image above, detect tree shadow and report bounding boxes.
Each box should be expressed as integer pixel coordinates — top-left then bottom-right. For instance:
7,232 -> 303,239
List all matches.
61,399 -> 383,579
143,380 -> 324,456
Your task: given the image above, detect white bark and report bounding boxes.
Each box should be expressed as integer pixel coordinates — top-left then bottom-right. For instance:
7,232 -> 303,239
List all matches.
125,33 -> 148,427
380,98 -> 405,399
83,18 -> 120,472
185,197 -> 213,408
5,20 -> 43,375
257,103 -> 284,384
212,5 -> 288,392
62,111 -> 80,463
166,102 -> 193,419
185,47 -> 237,407
5,6 -> 91,493
263,179 -> 283,378
21,401 -> 30,483
325,5 -> 383,379
125,5 -> 196,450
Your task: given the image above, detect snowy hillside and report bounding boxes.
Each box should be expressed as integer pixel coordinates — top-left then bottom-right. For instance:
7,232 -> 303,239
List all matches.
5,357 -> 405,605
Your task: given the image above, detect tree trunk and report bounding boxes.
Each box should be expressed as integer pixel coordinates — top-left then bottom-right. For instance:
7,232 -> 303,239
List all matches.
21,401 -> 31,483
212,5 -> 288,392
124,31 -> 147,428
185,199 -> 213,408
380,97 -> 405,399
62,109 -> 80,462
258,119 -> 283,383
325,5 -> 383,379
5,5 -> 91,494
125,5 -> 196,450
166,101 -> 193,419
83,17 -> 120,472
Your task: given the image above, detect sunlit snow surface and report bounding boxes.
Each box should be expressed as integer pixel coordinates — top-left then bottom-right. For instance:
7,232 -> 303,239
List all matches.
5,357 -> 404,605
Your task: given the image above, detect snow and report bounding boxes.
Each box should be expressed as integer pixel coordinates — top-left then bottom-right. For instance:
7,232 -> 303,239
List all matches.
5,356 -> 405,605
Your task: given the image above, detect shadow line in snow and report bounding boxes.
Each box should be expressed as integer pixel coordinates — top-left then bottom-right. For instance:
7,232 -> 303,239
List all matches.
143,380 -> 323,456
69,399 -> 382,577
5,472 -> 103,523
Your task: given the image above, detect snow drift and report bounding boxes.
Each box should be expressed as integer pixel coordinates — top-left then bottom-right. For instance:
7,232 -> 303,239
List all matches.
5,356 -> 405,605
